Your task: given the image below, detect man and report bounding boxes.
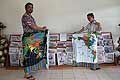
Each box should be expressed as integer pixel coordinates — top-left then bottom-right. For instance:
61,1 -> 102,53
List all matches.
22,2 -> 47,80
75,13 -> 102,33
22,3 -> 47,33
74,13 -> 102,70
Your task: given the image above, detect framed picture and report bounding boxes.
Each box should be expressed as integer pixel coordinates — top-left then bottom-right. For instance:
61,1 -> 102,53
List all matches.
57,48 -> 66,53
97,46 -> 105,63
9,47 -> 19,54
48,49 -> 56,65
9,53 -> 19,66
102,33 -> 111,39
49,41 -> 57,47
19,52 -> 23,66
57,52 -> 67,65
48,48 -> 57,53
57,41 -> 66,47
10,34 -> 22,42
66,52 -> 73,65
49,34 -> 59,41
103,39 -> 113,46
49,53 -> 56,65
67,33 -> 73,41
66,47 -> 73,53
105,53 -> 114,63
66,41 -> 72,47
104,46 -> 114,53
98,34 -> 103,40
60,33 -> 67,41
97,40 -> 103,46
10,42 -> 22,47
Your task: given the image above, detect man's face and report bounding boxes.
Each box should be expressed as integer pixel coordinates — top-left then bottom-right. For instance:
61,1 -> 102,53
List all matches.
87,16 -> 94,22
26,5 -> 33,13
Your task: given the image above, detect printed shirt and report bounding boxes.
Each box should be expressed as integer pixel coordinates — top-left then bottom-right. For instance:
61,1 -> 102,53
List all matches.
22,13 -> 36,33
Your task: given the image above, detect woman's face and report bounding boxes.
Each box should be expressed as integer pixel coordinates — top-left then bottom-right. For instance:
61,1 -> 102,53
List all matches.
26,5 -> 33,13
87,16 -> 94,22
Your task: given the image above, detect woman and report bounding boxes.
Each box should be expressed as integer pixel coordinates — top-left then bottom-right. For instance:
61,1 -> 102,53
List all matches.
21,2 -> 47,80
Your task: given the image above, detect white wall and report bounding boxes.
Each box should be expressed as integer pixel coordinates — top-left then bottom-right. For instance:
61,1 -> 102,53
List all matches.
0,0 -> 120,41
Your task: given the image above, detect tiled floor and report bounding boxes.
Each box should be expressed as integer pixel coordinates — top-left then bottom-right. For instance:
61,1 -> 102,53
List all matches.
0,66 -> 120,80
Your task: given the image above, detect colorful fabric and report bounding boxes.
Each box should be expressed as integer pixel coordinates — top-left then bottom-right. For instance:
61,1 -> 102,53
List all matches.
72,32 -> 97,65
72,32 -> 100,69
22,31 -> 48,73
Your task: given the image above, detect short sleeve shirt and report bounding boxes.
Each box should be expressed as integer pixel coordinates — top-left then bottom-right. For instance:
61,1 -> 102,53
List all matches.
22,13 -> 36,33
84,20 -> 102,33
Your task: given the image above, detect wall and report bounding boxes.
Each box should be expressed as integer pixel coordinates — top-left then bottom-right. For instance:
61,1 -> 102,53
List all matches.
0,0 -> 120,41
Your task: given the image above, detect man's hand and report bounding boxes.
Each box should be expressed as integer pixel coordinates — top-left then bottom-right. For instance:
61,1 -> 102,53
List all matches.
41,26 -> 47,31
73,26 -> 84,34
42,26 -> 47,29
95,22 -> 101,28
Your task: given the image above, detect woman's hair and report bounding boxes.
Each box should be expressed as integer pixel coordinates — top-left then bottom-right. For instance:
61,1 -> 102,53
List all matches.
25,2 -> 33,9
87,13 -> 94,18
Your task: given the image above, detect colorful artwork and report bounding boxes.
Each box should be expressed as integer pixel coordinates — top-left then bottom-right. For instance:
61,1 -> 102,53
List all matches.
72,32 -> 98,64
23,31 -> 48,70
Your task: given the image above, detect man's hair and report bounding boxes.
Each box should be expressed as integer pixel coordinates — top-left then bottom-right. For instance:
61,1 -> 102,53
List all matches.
25,2 -> 33,9
87,13 -> 94,18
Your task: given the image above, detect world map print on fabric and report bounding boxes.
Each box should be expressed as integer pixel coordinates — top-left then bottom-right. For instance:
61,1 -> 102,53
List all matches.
72,32 -> 98,64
